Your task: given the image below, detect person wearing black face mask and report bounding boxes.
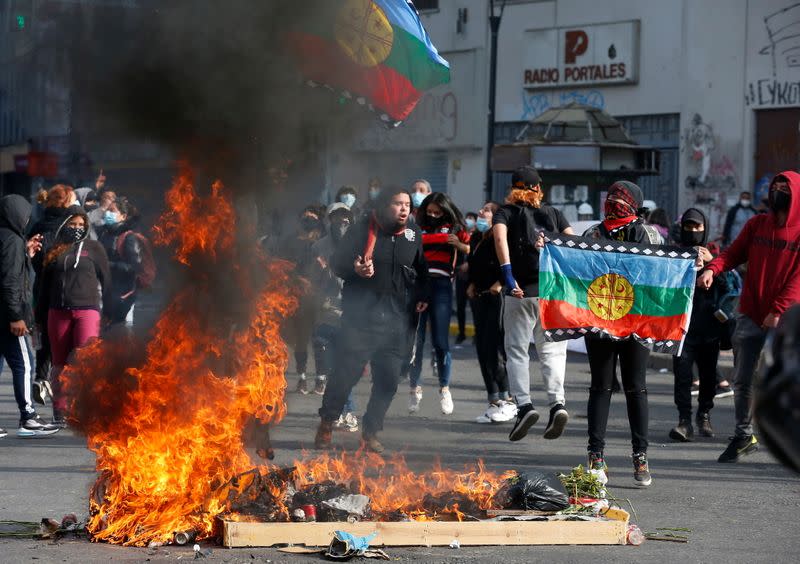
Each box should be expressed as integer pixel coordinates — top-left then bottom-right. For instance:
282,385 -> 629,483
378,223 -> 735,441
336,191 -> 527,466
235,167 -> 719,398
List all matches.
279,206 -> 327,395
698,172 -> 800,463
309,203 -> 359,430
38,209 -> 111,427
670,208 -> 730,443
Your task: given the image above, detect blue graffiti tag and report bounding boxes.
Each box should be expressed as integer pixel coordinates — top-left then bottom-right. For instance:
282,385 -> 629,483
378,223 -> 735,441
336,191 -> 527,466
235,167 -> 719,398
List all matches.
520,90 -> 605,120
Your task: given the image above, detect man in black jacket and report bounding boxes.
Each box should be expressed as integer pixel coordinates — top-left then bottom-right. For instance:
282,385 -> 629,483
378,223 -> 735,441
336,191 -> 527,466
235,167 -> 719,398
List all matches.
316,187 -> 428,453
0,195 -> 59,438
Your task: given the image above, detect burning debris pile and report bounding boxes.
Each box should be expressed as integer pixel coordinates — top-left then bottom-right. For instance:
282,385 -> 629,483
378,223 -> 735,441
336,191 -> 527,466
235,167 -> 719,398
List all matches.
215,452 -> 523,526
60,167 -> 298,547
58,168 -> 579,548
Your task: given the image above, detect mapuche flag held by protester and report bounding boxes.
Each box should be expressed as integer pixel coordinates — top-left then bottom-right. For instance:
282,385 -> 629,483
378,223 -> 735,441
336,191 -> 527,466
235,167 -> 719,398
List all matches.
286,0 -> 450,125
539,234 -> 698,354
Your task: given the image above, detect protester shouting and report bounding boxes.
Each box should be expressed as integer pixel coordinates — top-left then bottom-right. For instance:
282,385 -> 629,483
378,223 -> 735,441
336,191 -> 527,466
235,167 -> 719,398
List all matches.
698,171 -> 800,463
493,166 -> 573,442
670,208 -> 729,442
467,201 -> 515,424
316,187 -> 428,454
408,192 -> 469,416
583,181 -> 663,487
38,208 -> 112,427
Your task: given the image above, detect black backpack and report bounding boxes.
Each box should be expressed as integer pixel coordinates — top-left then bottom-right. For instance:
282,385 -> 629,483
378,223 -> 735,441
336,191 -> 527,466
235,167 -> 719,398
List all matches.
510,205 -> 541,264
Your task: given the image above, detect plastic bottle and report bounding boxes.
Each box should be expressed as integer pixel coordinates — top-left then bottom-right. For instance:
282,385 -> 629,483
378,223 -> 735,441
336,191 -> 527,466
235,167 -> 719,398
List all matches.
627,524 -> 645,546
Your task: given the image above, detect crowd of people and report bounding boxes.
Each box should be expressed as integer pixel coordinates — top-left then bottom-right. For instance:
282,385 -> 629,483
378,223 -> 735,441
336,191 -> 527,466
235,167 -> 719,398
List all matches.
276,165 -> 800,487
2,164 -> 797,488
0,172 -> 151,438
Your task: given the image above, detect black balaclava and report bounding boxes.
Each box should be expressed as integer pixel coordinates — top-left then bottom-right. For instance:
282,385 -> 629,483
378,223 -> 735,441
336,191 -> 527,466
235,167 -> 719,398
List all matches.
679,208 -> 708,247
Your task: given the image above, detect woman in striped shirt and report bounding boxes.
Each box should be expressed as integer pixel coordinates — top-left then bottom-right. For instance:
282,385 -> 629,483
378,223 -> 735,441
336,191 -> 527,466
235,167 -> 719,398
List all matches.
408,192 -> 470,415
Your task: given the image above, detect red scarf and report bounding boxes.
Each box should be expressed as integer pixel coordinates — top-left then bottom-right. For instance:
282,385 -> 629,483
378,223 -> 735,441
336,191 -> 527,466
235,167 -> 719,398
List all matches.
363,212 -> 406,263
602,215 -> 638,232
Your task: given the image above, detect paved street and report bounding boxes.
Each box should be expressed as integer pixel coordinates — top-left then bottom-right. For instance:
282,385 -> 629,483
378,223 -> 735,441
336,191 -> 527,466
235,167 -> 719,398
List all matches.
1,343 -> 798,563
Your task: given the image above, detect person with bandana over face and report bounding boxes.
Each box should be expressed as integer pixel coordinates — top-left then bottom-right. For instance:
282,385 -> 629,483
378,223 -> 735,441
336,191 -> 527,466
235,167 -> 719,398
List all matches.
315,187 -> 428,453
669,208 -> 730,443
38,208 -> 112,427
408,192 -> 470,416
699,171 -> 800,463
310,203 -> 359,430
582,181 -> 663,487
493,166 -> 574,444
280,206 -> 326,395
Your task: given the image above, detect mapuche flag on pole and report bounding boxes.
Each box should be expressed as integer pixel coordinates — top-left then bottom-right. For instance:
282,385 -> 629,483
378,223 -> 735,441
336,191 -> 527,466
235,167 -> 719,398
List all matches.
286,0 -> 450,125
539,234 -> 698,354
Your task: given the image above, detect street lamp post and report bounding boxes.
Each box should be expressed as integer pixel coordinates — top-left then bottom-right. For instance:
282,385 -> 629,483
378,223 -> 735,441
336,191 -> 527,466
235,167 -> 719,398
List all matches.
485,0 -> 506,203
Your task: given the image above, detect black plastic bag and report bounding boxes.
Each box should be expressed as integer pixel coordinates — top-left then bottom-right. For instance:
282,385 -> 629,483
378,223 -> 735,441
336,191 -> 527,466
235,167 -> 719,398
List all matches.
495,471 -> 569,511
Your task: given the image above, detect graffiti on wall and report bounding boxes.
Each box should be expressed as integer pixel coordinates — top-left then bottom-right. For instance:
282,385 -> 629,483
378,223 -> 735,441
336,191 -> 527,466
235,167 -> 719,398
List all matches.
520,89 -> 605,120
746,2 -> 800,107
682,114 -> 738,190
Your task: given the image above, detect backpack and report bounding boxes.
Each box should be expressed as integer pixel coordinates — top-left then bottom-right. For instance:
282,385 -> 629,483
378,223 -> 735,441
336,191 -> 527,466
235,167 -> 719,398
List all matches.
115,230 -> 157,290
510,205 -> 541,264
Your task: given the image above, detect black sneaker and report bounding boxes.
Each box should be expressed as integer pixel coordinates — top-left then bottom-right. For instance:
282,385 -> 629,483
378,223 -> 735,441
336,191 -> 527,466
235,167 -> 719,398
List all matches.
690,381 -> 700,396
714,383 -> 734,399
313,377 -> 327,396
632,452 -> 652,487
696,412 -> 714,437
0,427 -> 7,439
17,415 -> 59,437
669,419 -> 694,442
543,404 -> 568,440
455,334 -> 466,345
51,415 -> 68,429
718,435 -> 758,463
508,404 -> 539,442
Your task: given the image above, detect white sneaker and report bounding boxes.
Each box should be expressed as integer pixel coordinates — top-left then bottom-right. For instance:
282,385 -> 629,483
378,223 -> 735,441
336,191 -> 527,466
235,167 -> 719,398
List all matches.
476,403 -> 501,424
408,386 -> 423,413
490,401 -> 518,423
333,414 -> 345,428
440,387 -> 454,415
343,412 -> 359,432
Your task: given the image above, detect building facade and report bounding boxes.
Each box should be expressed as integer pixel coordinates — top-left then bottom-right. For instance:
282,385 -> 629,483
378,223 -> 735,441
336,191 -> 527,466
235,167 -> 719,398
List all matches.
332,0 -> 800,235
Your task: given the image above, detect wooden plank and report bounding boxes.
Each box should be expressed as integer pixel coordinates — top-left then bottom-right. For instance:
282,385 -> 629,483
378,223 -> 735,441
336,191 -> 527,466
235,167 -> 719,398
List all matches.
222,519 -> 628,548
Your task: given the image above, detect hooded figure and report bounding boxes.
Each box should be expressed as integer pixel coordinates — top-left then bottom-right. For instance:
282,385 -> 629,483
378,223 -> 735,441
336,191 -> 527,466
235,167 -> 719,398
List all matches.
703,171 -> 800,463
38,208 -> 112,423
0,195 -> 58,435
669,207 -> 731,443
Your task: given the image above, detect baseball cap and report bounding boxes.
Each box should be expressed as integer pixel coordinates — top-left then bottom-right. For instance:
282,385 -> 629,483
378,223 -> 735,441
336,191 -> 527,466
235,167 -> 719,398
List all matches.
511,166 -> 541,190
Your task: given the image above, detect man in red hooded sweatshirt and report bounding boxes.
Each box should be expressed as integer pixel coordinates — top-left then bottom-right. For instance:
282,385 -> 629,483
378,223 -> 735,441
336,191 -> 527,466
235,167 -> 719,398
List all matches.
698,171 -> 800,463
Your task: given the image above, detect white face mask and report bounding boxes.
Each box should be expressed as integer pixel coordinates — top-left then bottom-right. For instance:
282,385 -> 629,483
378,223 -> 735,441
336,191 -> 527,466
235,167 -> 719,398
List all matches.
740,198 -> 751,208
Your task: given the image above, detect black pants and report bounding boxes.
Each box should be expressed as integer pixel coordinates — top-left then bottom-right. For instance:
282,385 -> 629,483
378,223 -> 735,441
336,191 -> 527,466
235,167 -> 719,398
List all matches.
586,337 -> 649,454
1,330 -> 34,419
319,320 -> 408,435
35,330 -> 50,382
673,340 -> 718,420
471,293 -> 508,401
455,276 -> 468,337
284,300 -> 317,374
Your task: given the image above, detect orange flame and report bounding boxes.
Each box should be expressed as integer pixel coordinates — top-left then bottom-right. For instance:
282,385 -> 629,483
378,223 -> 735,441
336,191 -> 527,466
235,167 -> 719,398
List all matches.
64,167 -> 518,547
62,168 -> 296,546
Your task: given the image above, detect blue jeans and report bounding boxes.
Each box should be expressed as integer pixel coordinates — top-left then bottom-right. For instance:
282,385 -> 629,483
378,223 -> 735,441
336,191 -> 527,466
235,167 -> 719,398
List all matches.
410,277 -> 452,388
